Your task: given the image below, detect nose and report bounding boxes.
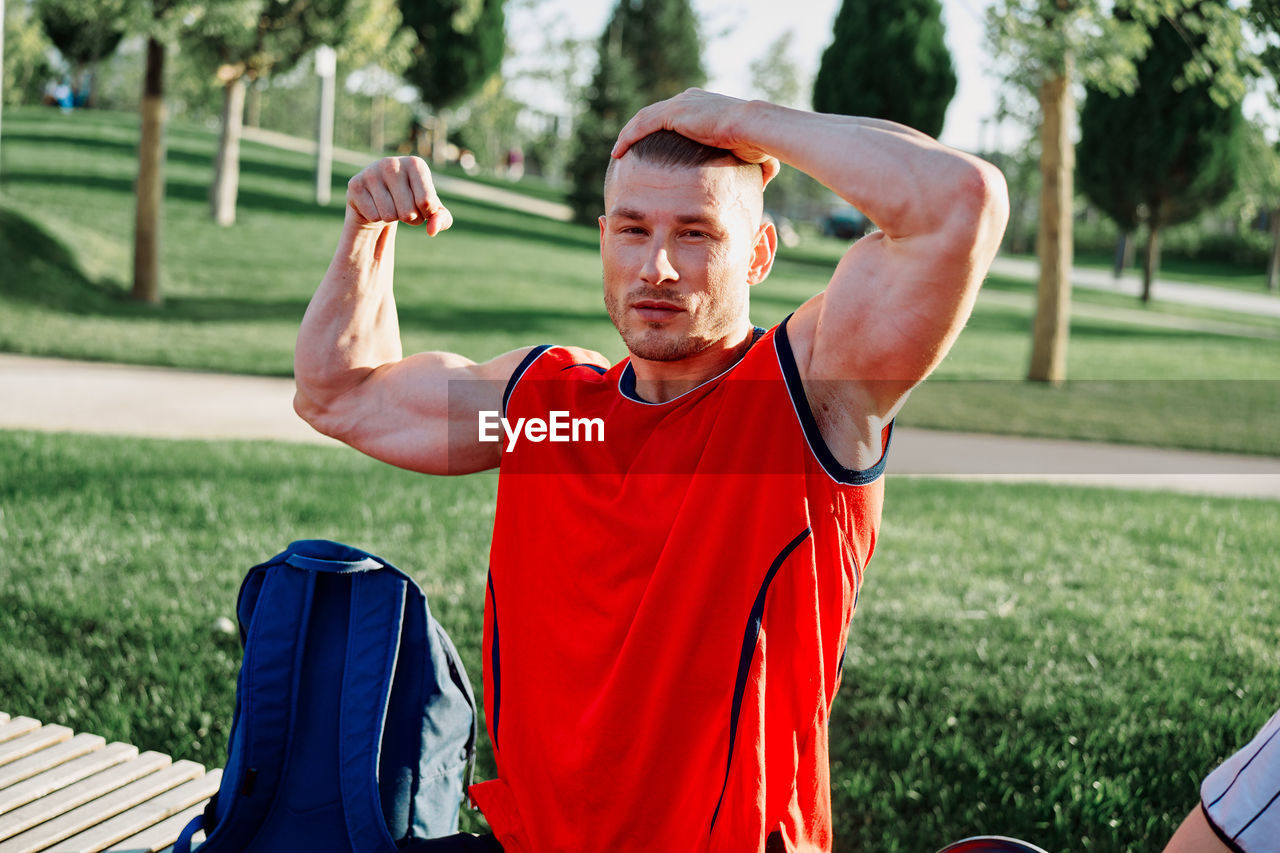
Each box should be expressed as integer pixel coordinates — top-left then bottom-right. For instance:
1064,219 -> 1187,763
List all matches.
640,241 -> 678,286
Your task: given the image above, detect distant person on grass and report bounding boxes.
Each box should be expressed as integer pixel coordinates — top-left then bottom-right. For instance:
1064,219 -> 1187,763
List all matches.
294,89 -> 1009,852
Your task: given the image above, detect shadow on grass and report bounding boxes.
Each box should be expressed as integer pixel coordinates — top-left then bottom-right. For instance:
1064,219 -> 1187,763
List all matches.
0,205 -> 604,335
0,130 -> 343,191
1,171 -> 337,219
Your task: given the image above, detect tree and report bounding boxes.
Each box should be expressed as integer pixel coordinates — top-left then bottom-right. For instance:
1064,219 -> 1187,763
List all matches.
1245,0 -> 1280,292
337,0 -> 415,153
567,22 -> 644,222
748,31 -> 826,223
400,0 -> 507,163
567,0 -> 707,224
1078,6 -> 1242,302
128,0 -> 208,304
749,31 -> 804,110
986,0 -> 1250,382
182,1 -> 355,226
35,0 -> 130,106
813,0 -> 956,139
4,0 -> 55,109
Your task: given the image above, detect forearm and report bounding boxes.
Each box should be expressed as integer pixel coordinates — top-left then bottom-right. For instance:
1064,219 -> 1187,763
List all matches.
735,100 -> 998,242
294,214 -> 404,413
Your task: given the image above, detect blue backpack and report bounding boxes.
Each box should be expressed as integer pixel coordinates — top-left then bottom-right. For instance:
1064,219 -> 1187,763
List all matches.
176,540 -> 477,852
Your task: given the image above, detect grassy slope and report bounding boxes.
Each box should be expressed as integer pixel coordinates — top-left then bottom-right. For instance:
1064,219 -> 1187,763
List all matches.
2,107 -> 1279,455
1,430 -> 1276,850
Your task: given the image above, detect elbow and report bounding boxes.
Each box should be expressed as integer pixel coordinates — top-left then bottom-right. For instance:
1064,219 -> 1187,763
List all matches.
957,158 -> 1010,242
293,387 -> 346,441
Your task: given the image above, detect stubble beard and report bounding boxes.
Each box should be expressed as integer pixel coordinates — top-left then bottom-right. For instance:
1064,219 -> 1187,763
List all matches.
604,283 -> 743,363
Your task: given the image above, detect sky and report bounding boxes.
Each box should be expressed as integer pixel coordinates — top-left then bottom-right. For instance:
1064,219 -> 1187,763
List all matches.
504,0 -> 1004,153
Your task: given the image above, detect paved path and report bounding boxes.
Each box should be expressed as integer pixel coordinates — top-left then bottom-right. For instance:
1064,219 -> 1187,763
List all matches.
988,256 -> 1280,319
4,354 -> 1279,500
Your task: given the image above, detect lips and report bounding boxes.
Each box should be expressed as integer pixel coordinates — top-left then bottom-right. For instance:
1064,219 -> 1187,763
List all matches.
631,300 -> 685,323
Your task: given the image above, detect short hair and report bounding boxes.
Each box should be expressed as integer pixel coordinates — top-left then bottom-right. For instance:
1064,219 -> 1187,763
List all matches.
603,130 -> 764,197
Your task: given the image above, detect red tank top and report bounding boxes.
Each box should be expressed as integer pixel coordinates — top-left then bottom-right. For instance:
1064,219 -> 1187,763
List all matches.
469,317 -> 889,852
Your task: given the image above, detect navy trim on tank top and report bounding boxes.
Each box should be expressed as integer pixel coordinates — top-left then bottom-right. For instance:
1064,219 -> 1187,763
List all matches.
502,345 -> 553,419
618,327 -> 766,405
709,527 -> 813,836
773,314 -> 892,486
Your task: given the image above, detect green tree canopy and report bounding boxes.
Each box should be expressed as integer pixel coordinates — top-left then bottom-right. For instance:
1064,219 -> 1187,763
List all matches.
182,0 -> 353,80
180,1 -> 356,226
35,0 -> 129,69
812,0 -> 956,138
567,0 -> 706,223
4,0 -> 54,106
400,0 -> 507,111
1078,4 -> 1241,300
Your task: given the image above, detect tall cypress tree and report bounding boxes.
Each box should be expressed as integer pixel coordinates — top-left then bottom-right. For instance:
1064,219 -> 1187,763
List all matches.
400,0 -> 506,164
568,0 -> 706,224
1078,4 -> 1242,301
812,0 -> 955,138
400,0 -> 506,112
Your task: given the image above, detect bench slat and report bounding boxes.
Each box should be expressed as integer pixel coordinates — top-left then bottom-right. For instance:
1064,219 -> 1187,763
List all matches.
0,760 -> 202,853
107,799 -> 207,853
0,752 -> 169,846
45,770 -> 221,853
0,723 -> 39,747
0,741 -> 129,819
0,728 -> 73,771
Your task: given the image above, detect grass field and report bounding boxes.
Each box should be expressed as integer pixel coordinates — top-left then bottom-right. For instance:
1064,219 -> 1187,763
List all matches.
2,107 -> 1279,455
1,429 -> 1276,851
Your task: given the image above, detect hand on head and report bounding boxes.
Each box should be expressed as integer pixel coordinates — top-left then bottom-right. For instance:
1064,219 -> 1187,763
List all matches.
346,156 -> 454,236
612,89 -> 781,188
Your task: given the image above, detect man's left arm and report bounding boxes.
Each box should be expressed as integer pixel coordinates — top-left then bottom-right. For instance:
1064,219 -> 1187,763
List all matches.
615,91 -> 1010,469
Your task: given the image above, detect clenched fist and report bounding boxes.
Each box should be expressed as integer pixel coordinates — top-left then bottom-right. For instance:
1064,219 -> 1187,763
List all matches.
346,156 -> 454,236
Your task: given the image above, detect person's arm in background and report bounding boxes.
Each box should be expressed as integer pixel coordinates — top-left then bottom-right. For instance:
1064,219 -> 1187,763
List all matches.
613,90 -> 1009,469
1163,707 -> 1280,853
294,156 -> 535,475
1163,807 -> 1232,853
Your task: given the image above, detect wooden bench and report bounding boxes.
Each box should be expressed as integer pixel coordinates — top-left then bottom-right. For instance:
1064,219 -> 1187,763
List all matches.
0,712 -> 219,853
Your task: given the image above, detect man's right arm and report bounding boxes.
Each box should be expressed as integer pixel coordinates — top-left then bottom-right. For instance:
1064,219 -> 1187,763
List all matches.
294,156 -> 534,476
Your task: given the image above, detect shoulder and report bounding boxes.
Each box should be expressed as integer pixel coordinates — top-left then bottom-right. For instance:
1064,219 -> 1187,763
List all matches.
502,344 -> 613,416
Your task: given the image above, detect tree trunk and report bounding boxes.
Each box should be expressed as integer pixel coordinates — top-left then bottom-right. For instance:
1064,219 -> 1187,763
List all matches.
132,37 -> 166,305
1141,221 -> 1161,303
1111,231 -> 1128,279
85,63 -> 99,108
211,75 -> 246,226
315,48 -> 336,206
1027,68 -> 1075,384
0,0 -> 6,175
371,93 -> 385,153
245,80 -> 262,128
1267,207 -> 1280,294
431,115 -> 448,166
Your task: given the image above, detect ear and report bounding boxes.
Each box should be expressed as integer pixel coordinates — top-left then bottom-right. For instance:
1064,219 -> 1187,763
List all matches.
747,219 -> 777,286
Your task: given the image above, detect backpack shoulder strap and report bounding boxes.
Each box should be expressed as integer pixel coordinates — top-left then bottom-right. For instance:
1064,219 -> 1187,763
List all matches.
338,569 -> 409,851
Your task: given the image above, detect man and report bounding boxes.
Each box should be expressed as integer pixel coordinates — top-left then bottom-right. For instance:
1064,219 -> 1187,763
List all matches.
294,90 -> 1008,851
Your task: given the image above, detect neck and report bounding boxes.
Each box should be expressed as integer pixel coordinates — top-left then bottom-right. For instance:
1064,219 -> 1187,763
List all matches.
629,324 -> 757,403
